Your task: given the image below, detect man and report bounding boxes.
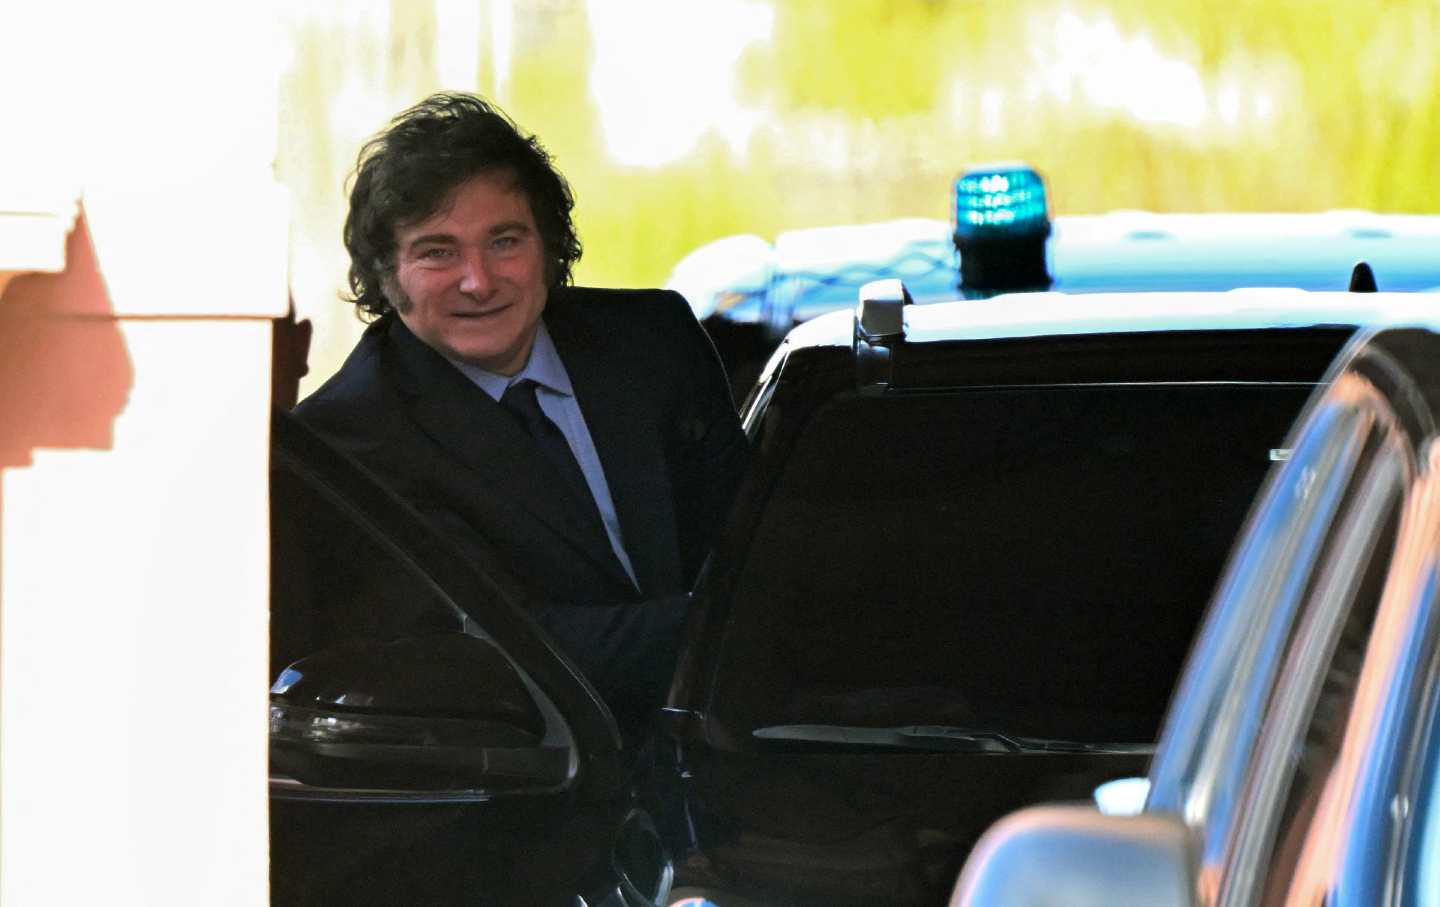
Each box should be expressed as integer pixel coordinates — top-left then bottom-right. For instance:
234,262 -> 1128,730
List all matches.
295,92 -> 748,734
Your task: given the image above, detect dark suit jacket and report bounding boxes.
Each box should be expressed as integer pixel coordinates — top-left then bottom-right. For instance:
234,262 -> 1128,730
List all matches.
293,287 -> 748,728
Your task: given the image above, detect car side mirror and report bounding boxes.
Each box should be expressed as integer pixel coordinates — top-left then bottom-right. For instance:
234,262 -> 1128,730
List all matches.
269,633 -> 573,796
950,805 -> 1193,907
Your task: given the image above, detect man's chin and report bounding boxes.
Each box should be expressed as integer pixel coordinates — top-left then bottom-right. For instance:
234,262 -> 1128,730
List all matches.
446,342 -> 528,376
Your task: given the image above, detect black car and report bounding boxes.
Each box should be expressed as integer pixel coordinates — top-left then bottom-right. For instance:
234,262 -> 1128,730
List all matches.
267,284 -> 1431,905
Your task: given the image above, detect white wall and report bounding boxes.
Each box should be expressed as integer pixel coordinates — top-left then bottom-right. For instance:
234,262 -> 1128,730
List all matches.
0,1 -> 288,903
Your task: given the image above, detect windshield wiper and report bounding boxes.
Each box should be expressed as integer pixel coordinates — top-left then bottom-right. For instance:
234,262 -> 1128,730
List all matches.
751,724 -> 1155,755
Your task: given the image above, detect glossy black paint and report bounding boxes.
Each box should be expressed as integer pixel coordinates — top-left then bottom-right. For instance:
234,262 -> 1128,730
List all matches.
274,634 -> 545,732
269,412 -> 627,907
270,634 -> 571,793
663,321 -> 1357,905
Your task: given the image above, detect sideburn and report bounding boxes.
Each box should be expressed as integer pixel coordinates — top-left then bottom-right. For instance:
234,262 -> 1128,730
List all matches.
380,272 -> 414,314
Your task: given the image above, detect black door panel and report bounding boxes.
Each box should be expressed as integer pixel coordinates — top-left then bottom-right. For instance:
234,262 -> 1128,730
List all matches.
268,411 -> 625,906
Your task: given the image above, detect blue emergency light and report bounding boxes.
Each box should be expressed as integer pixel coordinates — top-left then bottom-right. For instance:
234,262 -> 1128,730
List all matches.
953,164 -> 1050,239
953,163 -> 1053,293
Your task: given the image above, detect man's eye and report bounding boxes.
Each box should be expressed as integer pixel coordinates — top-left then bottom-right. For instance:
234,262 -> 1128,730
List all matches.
492,235 -> 521,252
419,248 -> 453,260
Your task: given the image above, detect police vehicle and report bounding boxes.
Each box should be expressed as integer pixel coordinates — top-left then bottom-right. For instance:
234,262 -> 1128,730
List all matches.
660,285 -> 1435,907
666,163 -> 1440,393
268,271 -> 1438,904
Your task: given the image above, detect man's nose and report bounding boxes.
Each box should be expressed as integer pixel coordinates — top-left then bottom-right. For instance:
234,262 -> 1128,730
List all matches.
457,250 -> 493,296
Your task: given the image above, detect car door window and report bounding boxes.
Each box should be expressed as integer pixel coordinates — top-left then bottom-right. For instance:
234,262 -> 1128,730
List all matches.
1233,428 -> 1406,906
271,446 -> 467,679
1242,462 -> 1440,907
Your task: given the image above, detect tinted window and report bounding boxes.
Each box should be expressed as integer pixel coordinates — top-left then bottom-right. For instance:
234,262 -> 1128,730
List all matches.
1246,439 -> 1405,905
713,383 -> 1311,742
270,451 -> 469,679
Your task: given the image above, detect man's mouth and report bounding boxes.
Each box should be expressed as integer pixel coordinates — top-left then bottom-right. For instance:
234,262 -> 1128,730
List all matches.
453,305 -> 509,319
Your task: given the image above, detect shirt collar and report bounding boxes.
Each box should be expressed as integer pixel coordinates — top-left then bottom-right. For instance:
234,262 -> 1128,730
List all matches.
445,321 -> 575,402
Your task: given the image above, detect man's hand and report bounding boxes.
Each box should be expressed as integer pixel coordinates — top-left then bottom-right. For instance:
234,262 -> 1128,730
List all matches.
530,593 -> 691,739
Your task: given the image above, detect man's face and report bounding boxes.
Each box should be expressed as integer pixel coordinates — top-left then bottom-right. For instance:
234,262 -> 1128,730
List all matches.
388,170 -> 549,376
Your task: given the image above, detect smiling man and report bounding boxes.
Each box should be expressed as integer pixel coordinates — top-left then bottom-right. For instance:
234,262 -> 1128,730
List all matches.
293,93 -> 748,735
388,170 -> 549,374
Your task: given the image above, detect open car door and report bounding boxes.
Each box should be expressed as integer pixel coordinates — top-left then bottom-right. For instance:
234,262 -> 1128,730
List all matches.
268,410 -> 669,906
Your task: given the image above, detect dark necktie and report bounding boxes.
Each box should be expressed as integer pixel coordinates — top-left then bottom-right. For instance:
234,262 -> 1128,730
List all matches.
499,379 -> 606,534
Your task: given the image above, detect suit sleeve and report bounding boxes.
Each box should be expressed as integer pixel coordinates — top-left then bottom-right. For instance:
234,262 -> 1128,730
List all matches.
529,594 -> 689,735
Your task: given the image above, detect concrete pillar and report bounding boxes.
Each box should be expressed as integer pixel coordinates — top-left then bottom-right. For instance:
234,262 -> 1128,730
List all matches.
0,2 -> 287,903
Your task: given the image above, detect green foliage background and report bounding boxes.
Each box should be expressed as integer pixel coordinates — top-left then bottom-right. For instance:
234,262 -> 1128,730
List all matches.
278,0 -> 1439,391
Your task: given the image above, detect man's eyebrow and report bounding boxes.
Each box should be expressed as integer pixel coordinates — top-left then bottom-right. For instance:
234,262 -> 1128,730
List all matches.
489,220 -> 533,236
403,233 -> 457,252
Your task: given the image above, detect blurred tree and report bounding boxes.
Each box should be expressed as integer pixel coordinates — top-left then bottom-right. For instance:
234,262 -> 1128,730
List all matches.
740,0 -> 957,116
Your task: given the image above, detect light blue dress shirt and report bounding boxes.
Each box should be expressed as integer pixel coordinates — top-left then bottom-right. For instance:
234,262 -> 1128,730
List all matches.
445,324 -> 640,589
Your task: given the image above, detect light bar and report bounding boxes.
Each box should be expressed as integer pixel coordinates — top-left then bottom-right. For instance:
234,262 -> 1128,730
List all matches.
953,163 -> 1050,241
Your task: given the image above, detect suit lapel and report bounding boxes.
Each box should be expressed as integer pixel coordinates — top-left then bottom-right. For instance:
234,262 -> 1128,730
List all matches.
381,316 -> 632,589
546,297 -> 682,597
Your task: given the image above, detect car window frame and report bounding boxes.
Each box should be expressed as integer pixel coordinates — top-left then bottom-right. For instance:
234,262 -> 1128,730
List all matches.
1238,413 -> 1440,907
1234,335 -> 1440,907
1214,375 -> 1412,906
1234,443 -> 1440,907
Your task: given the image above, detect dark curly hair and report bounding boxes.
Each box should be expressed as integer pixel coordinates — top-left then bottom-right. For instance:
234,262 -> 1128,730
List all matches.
342,92 -> 582,320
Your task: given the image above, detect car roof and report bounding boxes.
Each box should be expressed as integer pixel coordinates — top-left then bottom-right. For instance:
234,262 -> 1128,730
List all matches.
1051,212 -> 1440,293
782,289 -> 1440,349
669,212 -> 1440,321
